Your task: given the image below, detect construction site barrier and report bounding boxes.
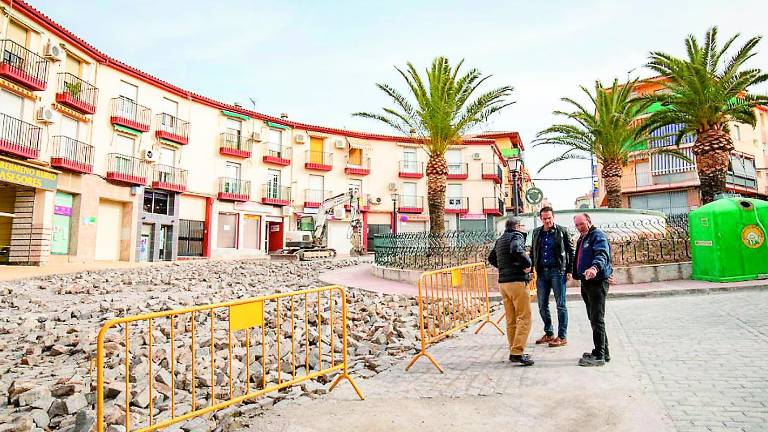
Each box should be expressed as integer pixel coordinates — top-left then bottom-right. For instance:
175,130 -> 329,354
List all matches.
96,285 -> 363,432
406,262 -> 504,373
495,270 -> 537,325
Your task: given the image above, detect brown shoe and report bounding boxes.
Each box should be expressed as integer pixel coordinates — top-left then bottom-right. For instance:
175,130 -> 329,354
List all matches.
535,335 -> 555,344
548,337 -> 568,347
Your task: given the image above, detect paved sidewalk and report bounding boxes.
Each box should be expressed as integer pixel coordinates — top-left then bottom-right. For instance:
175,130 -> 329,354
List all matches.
319,263 -> 768,299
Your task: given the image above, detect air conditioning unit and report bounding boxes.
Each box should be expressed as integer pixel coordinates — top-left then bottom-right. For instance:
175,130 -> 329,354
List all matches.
251,131 -> 261,141
387,182 -> 398,192
142,149 -> 157,162
472,152 -> 482,160
294,134 -> 306,144
368,196 -> 383,205
36,106 -> 56,123
43,43 -> 65,62
334,139 -> 346,149
333,206 -> 346,219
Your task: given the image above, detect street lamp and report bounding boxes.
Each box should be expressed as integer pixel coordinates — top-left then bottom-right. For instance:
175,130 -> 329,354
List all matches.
390,193 -> 399,234
507,156 -> 522,216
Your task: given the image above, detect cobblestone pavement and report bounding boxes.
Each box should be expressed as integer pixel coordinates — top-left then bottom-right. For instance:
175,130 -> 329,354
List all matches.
247,291 -> 768,432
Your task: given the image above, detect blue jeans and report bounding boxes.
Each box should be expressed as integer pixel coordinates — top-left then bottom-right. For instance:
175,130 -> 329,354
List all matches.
536,267 -> 568,339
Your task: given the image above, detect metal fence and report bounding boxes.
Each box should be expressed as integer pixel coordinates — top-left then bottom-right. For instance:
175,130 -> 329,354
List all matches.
374,218 -> 690,270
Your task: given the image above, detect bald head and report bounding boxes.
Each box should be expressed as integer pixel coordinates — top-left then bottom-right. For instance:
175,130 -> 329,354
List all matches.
574,213 -> 592,235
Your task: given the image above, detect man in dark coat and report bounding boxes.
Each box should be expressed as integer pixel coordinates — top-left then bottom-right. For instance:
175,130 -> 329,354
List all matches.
488,217 -> 534,366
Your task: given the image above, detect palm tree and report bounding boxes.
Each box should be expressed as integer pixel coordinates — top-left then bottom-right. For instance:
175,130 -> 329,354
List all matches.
640,27 -> 768,204
353,57 -> 514,234
535,79 -> 687,208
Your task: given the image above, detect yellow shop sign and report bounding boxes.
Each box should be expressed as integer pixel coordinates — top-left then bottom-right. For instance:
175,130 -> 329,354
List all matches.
0,157 -> 58,191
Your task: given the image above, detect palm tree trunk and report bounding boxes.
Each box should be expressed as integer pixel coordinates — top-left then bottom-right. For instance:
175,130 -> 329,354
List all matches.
601,162 -> 624,208
693,128 -> 734,204
426,154 -> 448,234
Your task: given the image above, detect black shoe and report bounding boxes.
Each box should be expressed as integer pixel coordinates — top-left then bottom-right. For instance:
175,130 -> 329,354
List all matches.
509,354 -> 534,366
578,356 -> 605,367
582,352 -> 610,362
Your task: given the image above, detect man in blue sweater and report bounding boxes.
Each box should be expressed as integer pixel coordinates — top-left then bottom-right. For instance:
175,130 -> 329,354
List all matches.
572,213 -> 612,367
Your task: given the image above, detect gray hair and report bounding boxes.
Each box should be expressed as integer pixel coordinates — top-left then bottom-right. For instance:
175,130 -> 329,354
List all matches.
505,218 -> 521,230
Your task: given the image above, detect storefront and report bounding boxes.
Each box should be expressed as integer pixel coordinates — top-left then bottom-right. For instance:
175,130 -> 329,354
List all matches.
136,188 -> 180,261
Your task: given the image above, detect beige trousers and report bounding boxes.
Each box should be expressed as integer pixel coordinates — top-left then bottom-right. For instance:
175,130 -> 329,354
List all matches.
499,281 -> 532,355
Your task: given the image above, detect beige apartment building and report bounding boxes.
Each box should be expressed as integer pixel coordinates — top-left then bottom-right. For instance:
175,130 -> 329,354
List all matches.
0,0 -> 524,265
596,78 -> 768,214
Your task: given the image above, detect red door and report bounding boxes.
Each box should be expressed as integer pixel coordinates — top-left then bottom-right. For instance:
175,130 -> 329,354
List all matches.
267,221 -> 284,252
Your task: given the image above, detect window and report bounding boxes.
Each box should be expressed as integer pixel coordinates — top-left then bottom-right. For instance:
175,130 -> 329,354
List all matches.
446,149 -> 462,174
160,98 -> 179,132
348,147 -> 363,165
732,125 -> 741,142
727,154 -> 757,189
7,20 -> 27,46
635,162 -> 651,187
308,175 -> 324,202
267,169 -> 281,199
628,191 -> 689,215
65,53 -> 81,77
447,184 -> 463,208
143,190 -> 172,215
119,81 -> 138,101
224,162 -> 241,193
0,89 -> 23,117
402,182 -> 417,207
348,179 -> 362,194
113,134 -> 135,174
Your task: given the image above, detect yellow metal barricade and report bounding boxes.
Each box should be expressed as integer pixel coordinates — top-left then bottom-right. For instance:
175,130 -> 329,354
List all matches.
495,270 -> 537,325
405,262 -> 504,373
96,285 -> 363,432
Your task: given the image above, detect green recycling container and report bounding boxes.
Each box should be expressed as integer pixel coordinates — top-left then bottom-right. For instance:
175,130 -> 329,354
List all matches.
689,198 -> 768,282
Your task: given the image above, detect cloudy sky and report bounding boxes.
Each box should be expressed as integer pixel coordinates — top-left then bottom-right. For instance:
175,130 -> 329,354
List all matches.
34,0 -> 768,208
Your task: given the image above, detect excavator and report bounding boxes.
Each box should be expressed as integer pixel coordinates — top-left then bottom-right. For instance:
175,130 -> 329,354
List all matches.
271,190 -> 366,261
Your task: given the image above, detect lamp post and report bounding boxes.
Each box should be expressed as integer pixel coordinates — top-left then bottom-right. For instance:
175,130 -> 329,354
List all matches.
507,156 -> 522,216
390,193 -> 399,234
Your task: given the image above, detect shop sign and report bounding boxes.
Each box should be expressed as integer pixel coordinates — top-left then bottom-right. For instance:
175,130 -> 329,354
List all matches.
460,213 -> 487,220
234,201 -> 273,213
401,215 -> 429,222
0,158 -> 58,191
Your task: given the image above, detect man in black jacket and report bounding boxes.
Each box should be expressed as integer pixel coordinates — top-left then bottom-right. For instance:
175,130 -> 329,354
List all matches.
530,206 -> 574,348
488,218 -> 534,366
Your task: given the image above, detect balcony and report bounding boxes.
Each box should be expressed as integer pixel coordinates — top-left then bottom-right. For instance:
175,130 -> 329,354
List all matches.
304,189 -> 331,208
345,193 -> 371,212
399,160 -> 424,178
110,97 -> 151,132
262,184 -> 291,206
151,165 -> 187,193
155,113 -> 189,145
219,133 -> 253,158
482,197 -> 505,216
55,73 -> 98,114
217,178 -> 250,202
447,163 -> 468,179
106,153 -> 148,186
344,157 -> 371,176
445,196 -> 469,214
0,39 -> 48,91
50,136 -> 93,174
305,151 -> 333,171
263,144 -> 292,166
482,163 -> 503,184
397,195 -> 423,213
0,113 -> 41,159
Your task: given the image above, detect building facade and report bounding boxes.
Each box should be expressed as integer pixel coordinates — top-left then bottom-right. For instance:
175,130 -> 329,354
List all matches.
0,0 -> 523,265
596,78 -> 768,215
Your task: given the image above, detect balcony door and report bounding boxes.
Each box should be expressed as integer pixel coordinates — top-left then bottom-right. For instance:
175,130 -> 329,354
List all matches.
309,137 -> 324,164
114,134 -> 135,174
308,174 -> 324,202
59,116 -> 79,159
402,182 -> 417,207
160,98 -> 178,132
268,129 -> 283,156
403,149 -> 417,172
225,162 -> 241,194
0,90 -> 23,117
267,169 -> 281,199
447,184 -> 462,209
118,80 -> 138,119
158,147 -> 175,184
0,90 -> 23,145
446,149 -> 462,175
226,119 -> 242,149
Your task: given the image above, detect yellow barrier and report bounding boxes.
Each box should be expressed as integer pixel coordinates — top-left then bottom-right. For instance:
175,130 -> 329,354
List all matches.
405,262 -> 504,373
495,270 -> 537,326
96,285 -> 363,432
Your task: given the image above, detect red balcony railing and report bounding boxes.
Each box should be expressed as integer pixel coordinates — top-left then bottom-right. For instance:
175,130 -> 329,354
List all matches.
55,73 -> 98,114
447,163 -> 468,179
399,160 -> 424,178
155,113 -> 189,145
397,195 -> 423,213
445,196 -> 469,214
305,151 -> 332,171
344,157 -> 371,175
110,97 -> 151,132
106,153 -> 148,186
482,197 -> 504,215
263,144 -> 292,166
482,163 -> 503,184
219,133 -> 253,158
218,177 -> 250,202
304,189 -> 330,208
262,184 -> 291,206
50,136 -> 93,174
151,165 -> 187,193
0,112 -> 41,159
0,39 -> 48,91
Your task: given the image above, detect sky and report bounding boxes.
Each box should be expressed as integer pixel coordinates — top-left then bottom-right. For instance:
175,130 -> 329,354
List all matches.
32,0 -> 768,209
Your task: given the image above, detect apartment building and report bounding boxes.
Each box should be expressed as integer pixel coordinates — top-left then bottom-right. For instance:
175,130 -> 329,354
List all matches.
0,0 -> 522,265
596,78 -> 768,214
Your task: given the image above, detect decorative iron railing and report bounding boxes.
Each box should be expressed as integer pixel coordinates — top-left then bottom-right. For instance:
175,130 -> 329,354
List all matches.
374,218 -> 691,270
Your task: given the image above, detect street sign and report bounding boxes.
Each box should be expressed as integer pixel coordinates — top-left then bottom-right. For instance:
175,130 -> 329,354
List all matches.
525,187 -> 543,205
